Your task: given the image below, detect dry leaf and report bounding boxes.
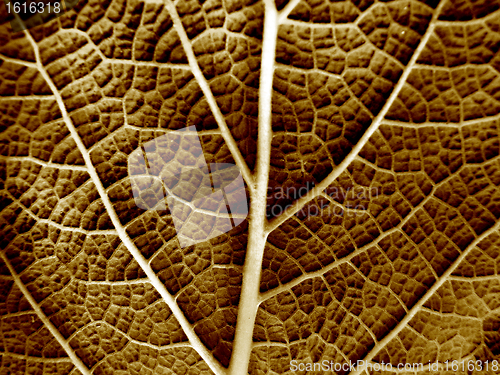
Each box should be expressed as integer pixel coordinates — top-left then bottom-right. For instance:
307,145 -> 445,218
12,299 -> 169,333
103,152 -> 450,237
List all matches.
1,0 -> 500,374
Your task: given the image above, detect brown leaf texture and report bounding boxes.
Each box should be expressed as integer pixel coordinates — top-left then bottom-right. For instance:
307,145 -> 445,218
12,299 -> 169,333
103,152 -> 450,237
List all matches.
1,0 -> 500,374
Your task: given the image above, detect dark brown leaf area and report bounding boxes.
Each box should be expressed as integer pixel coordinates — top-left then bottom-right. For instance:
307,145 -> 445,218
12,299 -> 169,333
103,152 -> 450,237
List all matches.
1,0 -> 500,373
0,259 -> 80,374
255,0 -> 500,372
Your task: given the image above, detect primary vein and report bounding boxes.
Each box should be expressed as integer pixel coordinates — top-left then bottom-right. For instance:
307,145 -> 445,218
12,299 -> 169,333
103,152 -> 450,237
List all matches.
227,1 -> 278,373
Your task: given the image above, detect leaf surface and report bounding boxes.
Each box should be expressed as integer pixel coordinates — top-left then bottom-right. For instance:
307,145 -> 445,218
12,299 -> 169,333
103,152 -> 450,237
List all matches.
1,0 -> 500,374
